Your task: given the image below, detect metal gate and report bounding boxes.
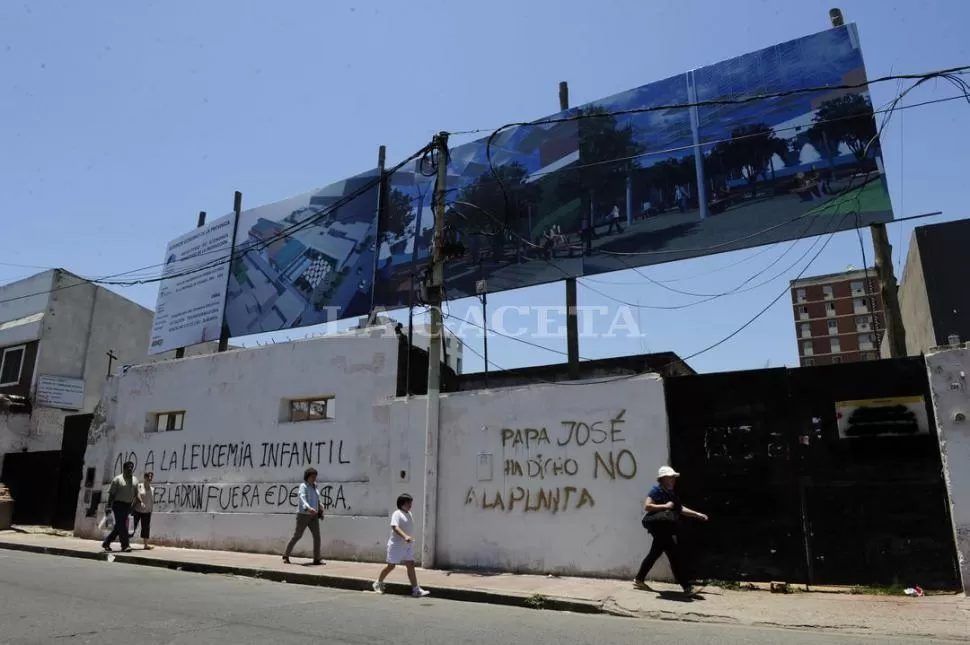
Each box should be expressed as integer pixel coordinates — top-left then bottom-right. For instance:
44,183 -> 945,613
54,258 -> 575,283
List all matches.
666,357 -> 960,589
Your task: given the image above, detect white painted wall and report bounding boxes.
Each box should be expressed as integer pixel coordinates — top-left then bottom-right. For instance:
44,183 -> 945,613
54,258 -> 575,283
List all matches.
76,328 -> 402,561
926,347 -> 970,595
75,330 -> 675,580
430,374 -> 672,579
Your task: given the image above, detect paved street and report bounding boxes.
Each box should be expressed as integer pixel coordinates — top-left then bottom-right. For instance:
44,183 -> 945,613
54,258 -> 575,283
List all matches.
0,550 -> 959,645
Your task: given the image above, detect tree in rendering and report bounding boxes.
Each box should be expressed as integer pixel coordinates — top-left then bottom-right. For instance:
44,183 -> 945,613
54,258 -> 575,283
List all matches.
809,93 -> 878,162
379,188 -> 416,245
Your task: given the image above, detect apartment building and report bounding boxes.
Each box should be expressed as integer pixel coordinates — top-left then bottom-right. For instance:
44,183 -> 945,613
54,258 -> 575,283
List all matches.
791,268 -> 884,366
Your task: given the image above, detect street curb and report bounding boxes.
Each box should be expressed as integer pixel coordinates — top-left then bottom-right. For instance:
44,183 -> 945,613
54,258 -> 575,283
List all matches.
0,542 -> 608,616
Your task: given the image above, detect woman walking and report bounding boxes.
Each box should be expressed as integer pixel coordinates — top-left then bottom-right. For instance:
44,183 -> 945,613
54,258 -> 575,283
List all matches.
634,466 -> 708,595
130,471 -> 155,549
372,493 -> 430,597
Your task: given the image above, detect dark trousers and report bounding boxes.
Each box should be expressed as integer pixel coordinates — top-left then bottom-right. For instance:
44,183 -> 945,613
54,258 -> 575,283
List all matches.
131,511 -> 152,539
102,501 -> 131,549
635,529 -> 689,589
283,513 -> 320,561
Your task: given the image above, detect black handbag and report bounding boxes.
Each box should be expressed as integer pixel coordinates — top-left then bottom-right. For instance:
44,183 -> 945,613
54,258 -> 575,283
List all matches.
641,509 -> 680,529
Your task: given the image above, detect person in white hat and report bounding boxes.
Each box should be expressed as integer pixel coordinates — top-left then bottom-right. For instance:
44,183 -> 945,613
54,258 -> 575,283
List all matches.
634,465 -> 708,595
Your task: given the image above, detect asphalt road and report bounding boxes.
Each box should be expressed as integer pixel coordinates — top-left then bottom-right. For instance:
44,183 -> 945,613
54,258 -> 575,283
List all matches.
0,550 -> 953,645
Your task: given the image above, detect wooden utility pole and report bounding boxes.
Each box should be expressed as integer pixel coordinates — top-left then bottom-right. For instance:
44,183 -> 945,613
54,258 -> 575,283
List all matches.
421,132 -> 449,568
560,81 -> 580,380
871,222 -> 907,356
175,210 -> 207,359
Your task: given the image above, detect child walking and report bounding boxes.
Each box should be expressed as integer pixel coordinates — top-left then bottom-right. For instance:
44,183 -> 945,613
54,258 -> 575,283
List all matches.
372,493 -> 430,597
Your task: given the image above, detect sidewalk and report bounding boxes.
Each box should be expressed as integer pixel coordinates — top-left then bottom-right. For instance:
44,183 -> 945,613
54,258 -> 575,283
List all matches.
2,530 -> 968,641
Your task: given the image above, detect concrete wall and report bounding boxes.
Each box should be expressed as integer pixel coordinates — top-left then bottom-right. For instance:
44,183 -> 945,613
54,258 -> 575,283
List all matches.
884,233 -> 935,358
74,329 -> 675,580
431,374 -> 671,578
76,328 -> 402,561
926,347 -> 970,594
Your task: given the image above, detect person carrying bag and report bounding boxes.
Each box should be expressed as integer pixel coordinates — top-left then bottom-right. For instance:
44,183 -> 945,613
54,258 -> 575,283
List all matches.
634,466 -> 708,595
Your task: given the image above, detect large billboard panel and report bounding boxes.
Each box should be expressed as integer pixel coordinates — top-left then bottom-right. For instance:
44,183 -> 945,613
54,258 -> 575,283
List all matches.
370,23 -> 892,307
223,169 -> 380,336
149,213 -> 235,355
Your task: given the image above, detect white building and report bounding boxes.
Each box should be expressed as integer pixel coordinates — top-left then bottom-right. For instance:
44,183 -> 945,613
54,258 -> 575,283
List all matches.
0,269 -> 228,527
357,315 -> 464,375
75,326 -> 672,578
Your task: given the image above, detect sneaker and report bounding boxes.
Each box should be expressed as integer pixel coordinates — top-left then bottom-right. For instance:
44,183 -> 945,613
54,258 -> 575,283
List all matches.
121,547 -> 133,553
102,544 -> 112,552
372,581 -> 384,594
411,587 -> 430,598
633,579 -> 648,589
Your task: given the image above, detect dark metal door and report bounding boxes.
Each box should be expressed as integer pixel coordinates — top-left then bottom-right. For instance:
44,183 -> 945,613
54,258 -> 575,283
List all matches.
52,413 -> 92,530
1,450 -> 62,526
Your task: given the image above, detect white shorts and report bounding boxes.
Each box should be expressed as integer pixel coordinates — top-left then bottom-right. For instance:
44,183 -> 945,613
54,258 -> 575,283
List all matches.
386,540 -> 415,565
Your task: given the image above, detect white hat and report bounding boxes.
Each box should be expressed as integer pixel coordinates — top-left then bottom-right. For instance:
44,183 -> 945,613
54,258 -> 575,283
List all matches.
657,466 -> 680,479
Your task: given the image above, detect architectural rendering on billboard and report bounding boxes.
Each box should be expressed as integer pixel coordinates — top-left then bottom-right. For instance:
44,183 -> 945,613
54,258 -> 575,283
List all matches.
149,213 -> 235,355
223,169 -> 380,336
371,23 -> 893,306
154,23 -> 893,343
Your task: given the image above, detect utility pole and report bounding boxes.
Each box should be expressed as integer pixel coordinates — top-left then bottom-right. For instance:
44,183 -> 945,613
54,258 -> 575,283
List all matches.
368,145 -> 387,320
218,192 -> 242,352
871,222 -> 907,356
175,210 -> 207,359
421,132 -> 449,569
560,81 -> 580,380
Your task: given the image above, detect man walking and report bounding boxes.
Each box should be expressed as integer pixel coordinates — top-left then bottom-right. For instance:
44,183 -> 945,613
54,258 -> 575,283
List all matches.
282,467 -> 325,565
102,461 -> 138,552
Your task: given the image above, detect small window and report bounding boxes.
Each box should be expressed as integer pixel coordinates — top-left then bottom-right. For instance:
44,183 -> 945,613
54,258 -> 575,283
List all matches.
862,351 -> 878,361
798,306 -> 809,320
830,337 -> 842,354
795,288 -> 807,303
832,355 -> 843,364
456,357 -> 462,373
827,319 -> 838,335
802,341 -> 814,356
0,345 -> 26,386
854,298 -> 868,313
825,302 -> 836,317
850,280 -> 865,295
855,316 -> 871,331
802,357 -> 815,367
152,411 -> 185,432
287,396 -> 335,422
822,285 -> 834,300
800,323 -> 811,339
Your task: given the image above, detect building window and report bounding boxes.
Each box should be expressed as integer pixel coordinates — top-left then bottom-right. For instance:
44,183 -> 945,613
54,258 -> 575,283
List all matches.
827,319 -> 838,335
854,298 -> 868,314
858,333 -> 875,351
795,288 -> 807,303
456,357 -> 462,374
802,341 -> 814,356
800,323 -> 811,339
825,302 -> 836,317
822,285 -> 834,300
287,396 -> 335,422
855,316 -> 871,332
861,351 -> 878,361
832,355 -> 843,364
0,345 -> 25,386
152,411 -> 185,432
850,280 -> 865,296
830,337 -> 841,354
798,306 -> 809,321
802,357 -> 815,366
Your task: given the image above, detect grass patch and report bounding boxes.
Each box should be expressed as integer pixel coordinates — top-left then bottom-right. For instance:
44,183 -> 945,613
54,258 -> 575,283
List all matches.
849,578 -> 907,596
805,179 -> 892,217
704,579 -> 756,591
524,593 -> 547,610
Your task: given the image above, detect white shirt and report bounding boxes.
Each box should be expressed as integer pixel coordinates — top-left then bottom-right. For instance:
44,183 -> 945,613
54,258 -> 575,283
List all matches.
389,509 -> 413,546
136,482 -> 154,513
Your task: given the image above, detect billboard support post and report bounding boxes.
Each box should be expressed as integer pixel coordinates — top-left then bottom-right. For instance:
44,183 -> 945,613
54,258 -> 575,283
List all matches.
218,192 -> 242,352
421,132 -> 449,569
870,222 -> 906,356
174,210 -> 207,359
368,145 -> 387,322
560,81 -> 580,380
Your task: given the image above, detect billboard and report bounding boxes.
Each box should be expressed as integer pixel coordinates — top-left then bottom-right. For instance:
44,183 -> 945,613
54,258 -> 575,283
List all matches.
152,23 -> 893,346
373,22 -> 893,305
223,169 -> 380,336
149,213 -> 235,355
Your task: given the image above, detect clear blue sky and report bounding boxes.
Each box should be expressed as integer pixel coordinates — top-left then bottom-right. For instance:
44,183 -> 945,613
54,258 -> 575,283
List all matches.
1,1 -> 967,374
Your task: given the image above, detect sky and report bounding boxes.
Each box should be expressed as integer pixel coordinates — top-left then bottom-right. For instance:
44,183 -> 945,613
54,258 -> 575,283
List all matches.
1,0 -> 968,375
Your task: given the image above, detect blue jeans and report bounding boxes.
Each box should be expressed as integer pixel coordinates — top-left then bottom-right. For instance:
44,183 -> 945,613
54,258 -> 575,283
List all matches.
102,501 -> 131,549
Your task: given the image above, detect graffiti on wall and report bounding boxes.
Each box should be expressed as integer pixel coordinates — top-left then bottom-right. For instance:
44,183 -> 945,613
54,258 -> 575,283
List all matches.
109,440 -> 356,514
465,410 -> 640,513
